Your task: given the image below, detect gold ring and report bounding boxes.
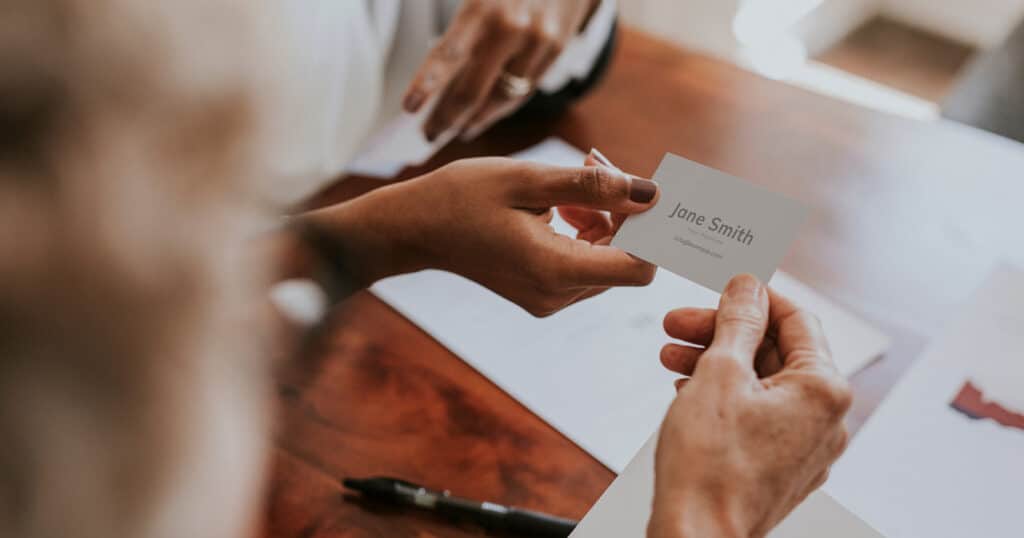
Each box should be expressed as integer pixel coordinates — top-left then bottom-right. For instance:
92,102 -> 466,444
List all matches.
499,72 -> 532,99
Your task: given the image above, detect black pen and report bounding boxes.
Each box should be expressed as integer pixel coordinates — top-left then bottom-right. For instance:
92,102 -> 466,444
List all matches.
343,476 -> 578,537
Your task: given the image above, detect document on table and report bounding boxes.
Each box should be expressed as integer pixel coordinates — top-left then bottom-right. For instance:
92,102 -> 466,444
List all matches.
370,138 -> 890,472
825,263 -> 1024,538
571,434 -> 884,538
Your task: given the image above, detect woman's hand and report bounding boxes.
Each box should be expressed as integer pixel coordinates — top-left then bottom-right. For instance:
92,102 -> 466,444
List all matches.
649,275 -> 852,538
301,155 -> 658,317
403,0 -> 599,141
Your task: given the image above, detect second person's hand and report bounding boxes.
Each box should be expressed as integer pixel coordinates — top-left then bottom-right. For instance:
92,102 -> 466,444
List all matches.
402,0 -> 599,141
649,275 -> 852,538
301,156 -> 658,316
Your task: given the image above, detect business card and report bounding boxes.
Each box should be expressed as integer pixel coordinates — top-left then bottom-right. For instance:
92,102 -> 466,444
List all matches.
612,154 -> 808,293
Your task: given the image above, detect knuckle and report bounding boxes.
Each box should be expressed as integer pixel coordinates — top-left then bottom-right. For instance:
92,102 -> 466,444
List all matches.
482,5 -> 516,33
806,373 -> 853,416
466,0 -> 494,17
832,427 -> 850,456
699,351 -> 745,377
574,166 -> 617,202
795,309 -> 825,334
537,24 -> 561,46
815,470 -> 830,489
717,304 -> 766,332
502,13 -> 530,35
523,25 -> 546,48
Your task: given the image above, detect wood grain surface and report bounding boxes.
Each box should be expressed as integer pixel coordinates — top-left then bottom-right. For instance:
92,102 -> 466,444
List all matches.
263,27 -> 1024,537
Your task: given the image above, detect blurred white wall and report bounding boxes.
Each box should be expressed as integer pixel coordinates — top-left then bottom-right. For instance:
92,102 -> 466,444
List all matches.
618,0 -> 742,58
795,0 -> 879,55
617,0 -> 1024,119
620,0 -> 1024,56
881,0 -> 1024,48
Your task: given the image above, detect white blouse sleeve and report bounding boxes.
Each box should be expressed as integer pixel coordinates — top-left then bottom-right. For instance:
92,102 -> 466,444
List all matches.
539,0 -> 618,93
260,0 -> 399,205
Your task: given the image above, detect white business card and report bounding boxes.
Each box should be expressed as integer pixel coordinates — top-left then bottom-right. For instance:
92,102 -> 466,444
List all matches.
613,154 -> 809,292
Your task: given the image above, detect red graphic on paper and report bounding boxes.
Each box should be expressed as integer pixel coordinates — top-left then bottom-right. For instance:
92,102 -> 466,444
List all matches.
949,380 -> 1024,432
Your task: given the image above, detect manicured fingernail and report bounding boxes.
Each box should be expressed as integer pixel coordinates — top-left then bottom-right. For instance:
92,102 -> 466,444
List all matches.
629,176 -> 658,204
725,274 -> 762,300
590,148 -> 620,171
404,90 -> 426,112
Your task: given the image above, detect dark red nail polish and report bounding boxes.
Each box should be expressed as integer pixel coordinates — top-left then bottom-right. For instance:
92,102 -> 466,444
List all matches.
630,178 -> 658,204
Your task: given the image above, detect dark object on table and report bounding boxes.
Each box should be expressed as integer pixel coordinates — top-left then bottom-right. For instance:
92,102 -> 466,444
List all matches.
343,476 -> 579,538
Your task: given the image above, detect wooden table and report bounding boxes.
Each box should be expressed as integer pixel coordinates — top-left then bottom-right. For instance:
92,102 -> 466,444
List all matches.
263,28 -> 1024,537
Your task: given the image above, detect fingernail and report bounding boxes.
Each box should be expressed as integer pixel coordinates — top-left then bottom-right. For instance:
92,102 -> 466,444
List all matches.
590,148 -> 620,171
404,90 -> 426,112
629,176 -> 658,204
725,274 -> 762,301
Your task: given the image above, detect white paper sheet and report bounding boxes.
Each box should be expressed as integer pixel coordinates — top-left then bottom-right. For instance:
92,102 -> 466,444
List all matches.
825,263 -> 1024,538
345,112 -> 457,178
371,138 -> 890,472
571,434 -> 883,538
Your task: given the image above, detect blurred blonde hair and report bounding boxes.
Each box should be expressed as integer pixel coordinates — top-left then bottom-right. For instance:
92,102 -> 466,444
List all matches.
0,1 -> 279,537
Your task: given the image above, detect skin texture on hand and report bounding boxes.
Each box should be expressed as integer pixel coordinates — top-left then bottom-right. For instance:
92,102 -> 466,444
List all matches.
649,275 -> 853,538
402,0 -> 599,141
300,155 -> 658,317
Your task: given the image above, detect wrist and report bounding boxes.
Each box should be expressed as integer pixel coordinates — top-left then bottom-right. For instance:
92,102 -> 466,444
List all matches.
298,184 -> 431,287
649,494 -> 748,538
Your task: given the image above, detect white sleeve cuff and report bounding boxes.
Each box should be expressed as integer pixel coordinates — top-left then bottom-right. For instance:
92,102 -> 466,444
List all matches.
538,0 -> 617,93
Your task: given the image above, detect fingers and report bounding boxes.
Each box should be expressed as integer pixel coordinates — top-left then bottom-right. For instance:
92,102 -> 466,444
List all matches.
557,206 -> 613,243
461,24 -> 553,140
766,287 -> 836,374
762,288 -> 851,418
423,33 -> 522,141
547,233 -> 656,287
705,274 -> 769,367
421,5 -> 529,141
661,344 -> 703,376
513,164 -> 659,213
663,307 -> 716,346
402,2 -> 486,112
584,149 -> 632,236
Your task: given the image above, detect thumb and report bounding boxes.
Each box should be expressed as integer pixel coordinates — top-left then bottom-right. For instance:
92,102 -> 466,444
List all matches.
513,163 -> 659,213
706,274 -> 769,367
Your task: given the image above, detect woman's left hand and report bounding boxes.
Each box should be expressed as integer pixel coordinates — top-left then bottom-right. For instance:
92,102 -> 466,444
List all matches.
402,0 -> 599,142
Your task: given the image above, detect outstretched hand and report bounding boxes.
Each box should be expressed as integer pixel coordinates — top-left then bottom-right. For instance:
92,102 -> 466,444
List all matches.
402,0 -> 599,141
302,154 -> 658,316
650,274 -> 852,538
